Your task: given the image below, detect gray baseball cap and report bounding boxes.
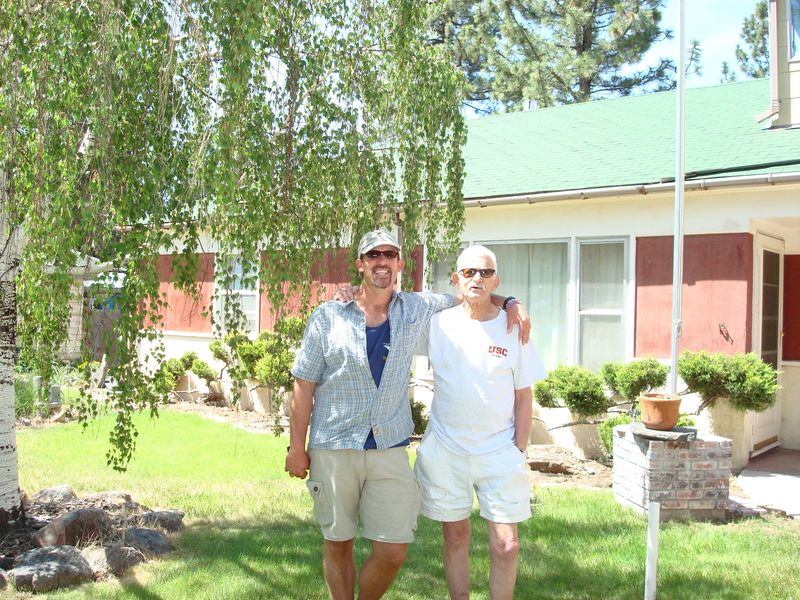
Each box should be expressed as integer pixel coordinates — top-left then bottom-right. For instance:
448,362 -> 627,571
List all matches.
357,229 -> 400,256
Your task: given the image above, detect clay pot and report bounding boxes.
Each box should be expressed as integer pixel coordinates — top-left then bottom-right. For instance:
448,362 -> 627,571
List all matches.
639,393 -> 682,430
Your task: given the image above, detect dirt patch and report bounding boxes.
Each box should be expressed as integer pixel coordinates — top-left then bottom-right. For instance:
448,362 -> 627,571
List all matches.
165,400 -> 285,435
525,445 -> 613,490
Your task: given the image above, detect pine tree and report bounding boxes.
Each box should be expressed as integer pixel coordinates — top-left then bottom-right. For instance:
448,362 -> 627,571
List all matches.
431,0 -> 674,111
736,0 -> 769,78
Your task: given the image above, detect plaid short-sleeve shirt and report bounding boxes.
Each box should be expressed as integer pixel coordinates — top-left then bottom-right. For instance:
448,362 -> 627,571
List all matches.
292,291 -> 455,450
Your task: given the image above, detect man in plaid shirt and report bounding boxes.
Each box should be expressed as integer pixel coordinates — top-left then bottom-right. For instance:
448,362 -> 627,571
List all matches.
285,230 -> 529,600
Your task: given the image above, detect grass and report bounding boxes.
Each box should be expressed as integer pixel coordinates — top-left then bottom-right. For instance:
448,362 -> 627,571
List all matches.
14,410 -> 800,599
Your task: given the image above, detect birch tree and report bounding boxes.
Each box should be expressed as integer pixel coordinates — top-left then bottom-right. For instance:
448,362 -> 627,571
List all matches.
0,0 -> 465,529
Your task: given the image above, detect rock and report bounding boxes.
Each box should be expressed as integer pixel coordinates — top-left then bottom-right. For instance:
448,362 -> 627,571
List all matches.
50,408 -> 69,423
82,545 -> 146,577
0,567 -> 7,589
33,508 -> 112,547
32,484 -> 78,505
83,491 -> 133,509
139,510 -> 185,532
10,545 -> 93,593
122,528 -> 174,557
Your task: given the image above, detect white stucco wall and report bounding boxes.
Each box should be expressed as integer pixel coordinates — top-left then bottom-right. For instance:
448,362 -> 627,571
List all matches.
781,363 -> 800,450
461,183 -> 800,252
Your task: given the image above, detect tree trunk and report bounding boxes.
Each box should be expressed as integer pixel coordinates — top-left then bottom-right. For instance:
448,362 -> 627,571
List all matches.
0,215 -> 22,532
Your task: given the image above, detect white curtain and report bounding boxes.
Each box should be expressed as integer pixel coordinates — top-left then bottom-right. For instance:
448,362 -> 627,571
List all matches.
578,242 -> 624,371
485,242 -> 568,370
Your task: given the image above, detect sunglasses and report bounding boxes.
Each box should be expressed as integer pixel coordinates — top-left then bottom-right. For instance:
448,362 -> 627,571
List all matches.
363,249 -> 400,260
459,268 -> 496,278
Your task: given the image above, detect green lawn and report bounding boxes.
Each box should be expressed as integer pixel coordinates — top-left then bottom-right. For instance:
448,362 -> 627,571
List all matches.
15,410 -> 800,599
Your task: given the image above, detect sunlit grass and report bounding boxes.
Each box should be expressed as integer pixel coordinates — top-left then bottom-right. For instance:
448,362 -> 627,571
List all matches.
16,410 -> 800,599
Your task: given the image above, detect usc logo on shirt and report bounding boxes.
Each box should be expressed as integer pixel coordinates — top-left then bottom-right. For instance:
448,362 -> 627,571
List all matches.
488,345 -> 508,357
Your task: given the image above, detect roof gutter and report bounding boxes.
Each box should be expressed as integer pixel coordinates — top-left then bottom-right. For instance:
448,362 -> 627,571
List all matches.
463,171 -> 800,208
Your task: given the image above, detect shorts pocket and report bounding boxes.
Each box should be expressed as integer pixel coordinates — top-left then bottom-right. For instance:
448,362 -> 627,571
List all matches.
410,480 -> 422,533
306,480 -> 334,528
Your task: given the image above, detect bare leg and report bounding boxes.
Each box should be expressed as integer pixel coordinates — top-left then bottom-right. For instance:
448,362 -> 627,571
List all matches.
357,541 -> 407,600
487,521 -> 520,600
442,519 -> 471,600
324,538 -> 356,600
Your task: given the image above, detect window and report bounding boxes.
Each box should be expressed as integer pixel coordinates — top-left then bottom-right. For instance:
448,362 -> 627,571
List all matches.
214,256 -> 259,336
577,240 -> 626,372
791,0 -> 800,60
483,242 -> 569,370
429,237 -> 628,373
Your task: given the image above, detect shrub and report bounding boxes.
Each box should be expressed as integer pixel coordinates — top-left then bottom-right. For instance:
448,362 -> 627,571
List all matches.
598,413 -> 632,458
678,351 -> 777,412
613,358 -> 668,401
410,399 -> 428,435
190,359 -> 217,385
14,373 -> 36,418
179,352 -> 199,371
600,362 -> 623,397
534,366 -> 609,417
163,358 -> 185,381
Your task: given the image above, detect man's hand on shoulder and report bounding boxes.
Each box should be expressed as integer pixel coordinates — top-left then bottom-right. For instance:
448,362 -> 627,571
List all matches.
506,301 -> 531,344
333,285 -> 359,303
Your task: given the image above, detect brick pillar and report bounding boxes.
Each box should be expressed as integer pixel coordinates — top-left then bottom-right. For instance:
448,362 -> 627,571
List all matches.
612,424 -> 732,522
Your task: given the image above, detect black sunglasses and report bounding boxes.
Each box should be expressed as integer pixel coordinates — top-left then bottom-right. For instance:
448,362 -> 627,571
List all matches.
364,249 -> 400,260
459,268 -> 496,278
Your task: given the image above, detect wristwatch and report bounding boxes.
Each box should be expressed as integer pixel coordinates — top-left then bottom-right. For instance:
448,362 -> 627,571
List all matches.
502,296 -> 520,310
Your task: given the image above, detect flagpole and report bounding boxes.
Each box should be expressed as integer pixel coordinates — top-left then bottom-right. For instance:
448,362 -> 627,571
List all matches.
669,0 -> 686,393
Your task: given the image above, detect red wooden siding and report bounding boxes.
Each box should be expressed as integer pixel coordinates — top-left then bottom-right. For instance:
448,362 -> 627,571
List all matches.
259,248 -> 353,331
635,233 -> 753,357
784,255 -> 800,361
153,253 -> 215,333
258,245 -> 425,331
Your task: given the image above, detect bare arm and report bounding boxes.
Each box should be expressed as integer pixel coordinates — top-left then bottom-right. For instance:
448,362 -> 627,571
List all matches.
285,377 -> 316,479
514,386 -> 533,453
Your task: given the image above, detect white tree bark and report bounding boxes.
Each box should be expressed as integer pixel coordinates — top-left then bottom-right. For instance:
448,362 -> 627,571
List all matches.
0,210 -> 22,528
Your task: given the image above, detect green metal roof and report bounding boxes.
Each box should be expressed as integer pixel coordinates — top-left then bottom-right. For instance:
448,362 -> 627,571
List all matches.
463,78 -> 800,200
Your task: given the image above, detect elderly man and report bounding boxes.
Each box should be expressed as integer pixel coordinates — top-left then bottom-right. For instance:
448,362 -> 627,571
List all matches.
414,244 -> 546,600
285,230 -> 530,600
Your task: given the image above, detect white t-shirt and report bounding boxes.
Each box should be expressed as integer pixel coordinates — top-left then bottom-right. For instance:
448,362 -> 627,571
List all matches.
419,305 -> 547,456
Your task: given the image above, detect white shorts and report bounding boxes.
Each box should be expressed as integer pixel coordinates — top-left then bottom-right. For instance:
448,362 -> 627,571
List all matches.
413,430 -> 531,524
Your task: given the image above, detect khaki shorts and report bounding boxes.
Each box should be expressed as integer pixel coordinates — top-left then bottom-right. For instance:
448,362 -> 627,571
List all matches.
414,430 -> 531,524
306,447 -> 420,543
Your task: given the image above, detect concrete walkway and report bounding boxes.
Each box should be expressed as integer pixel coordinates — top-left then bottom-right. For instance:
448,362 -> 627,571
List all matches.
735,448 -> 800,518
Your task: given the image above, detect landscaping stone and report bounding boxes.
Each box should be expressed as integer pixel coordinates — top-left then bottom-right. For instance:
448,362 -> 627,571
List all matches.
82,545 -> 146,577
629,422 -> 698,442
11,545 -> 93,593
123,528 -> 174,557
32,484 -> 78,505
33,507 -> 112,547
139,509 -> 185,532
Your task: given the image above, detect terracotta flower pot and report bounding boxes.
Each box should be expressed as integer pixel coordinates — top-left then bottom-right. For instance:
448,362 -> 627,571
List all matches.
639,392 -> 682,430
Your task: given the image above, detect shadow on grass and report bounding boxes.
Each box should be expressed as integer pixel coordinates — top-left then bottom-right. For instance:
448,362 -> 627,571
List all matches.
104,489 -> 796,600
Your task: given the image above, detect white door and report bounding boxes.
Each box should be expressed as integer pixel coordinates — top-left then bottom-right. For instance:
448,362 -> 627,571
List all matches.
751,234 -> 783,455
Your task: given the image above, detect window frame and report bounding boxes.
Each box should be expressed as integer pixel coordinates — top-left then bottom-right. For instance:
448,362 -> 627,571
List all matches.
213,254 -> 260,337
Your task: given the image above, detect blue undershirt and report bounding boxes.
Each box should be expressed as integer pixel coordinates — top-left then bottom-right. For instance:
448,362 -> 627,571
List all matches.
363,319 -> 409,450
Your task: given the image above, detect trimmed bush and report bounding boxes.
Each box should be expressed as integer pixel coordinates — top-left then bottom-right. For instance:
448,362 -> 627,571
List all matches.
190,359 -> 216,385
598,413 -> 632,458
677,351 -> 777,412
534,365 -> 609,417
